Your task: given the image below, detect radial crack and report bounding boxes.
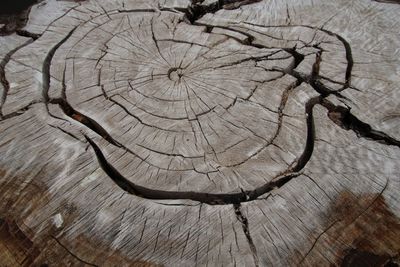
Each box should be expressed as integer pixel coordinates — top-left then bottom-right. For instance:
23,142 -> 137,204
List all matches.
233,203 -> 259,267
321,99 -> 400,148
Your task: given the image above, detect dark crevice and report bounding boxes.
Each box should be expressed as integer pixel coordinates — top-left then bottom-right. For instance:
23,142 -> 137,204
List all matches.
42,26 -> 78,103
233,204 -> 259,267
22,0 -> 398,211
184,24 -> 308,168
291,96 -> 318,172
281,44 -> 399,149
16,29 -> 41,39
86,134 -> 247,205
236,22 -> 354,91
184,0 -> 261,24
0,0 -> 41,36
84,97 -> 313,205
315,27 -> 353,90
0,101 -> 39,121
49,98 -> 121,147
118,8 -> 157,13
185,1 -> 221,24
321,99 -> 400,148
308,51 -> 340,97
196,23 -> 258,47
82,14 -> 319,203
0,0 -> 39,14
276,51 -> 348,101
204,25 -> 213,33
283,46 -> 305,70
282,69 -> 330,97
154,202 -> 201,207
41,23 -> 122,146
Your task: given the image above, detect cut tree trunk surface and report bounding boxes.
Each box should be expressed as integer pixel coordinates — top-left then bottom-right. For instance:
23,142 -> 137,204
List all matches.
0,0 -> 400,266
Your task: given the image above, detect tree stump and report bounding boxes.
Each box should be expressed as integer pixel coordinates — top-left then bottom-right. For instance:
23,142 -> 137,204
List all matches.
1,0 -> 400,266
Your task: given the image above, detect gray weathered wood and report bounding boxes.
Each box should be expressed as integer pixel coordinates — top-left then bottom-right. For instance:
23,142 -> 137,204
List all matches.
0,0 -> 400,266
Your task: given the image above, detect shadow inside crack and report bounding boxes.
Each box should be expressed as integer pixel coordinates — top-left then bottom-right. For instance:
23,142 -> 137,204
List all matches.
0,0 -> 40,36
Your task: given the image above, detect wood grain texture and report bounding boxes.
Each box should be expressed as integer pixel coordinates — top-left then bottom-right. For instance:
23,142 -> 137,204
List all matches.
0,0 -> 399,266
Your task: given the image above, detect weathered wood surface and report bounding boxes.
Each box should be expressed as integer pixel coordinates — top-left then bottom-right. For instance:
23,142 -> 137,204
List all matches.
1,0 -> 400,266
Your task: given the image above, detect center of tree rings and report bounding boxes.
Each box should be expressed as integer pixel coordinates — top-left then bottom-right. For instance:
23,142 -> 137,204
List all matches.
50,11 -> 354,196
168,67 -> 185,81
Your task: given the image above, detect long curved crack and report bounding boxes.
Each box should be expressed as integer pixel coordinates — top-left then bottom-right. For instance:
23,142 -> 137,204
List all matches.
41,3 -> 306,169
86,133 -> 305,205
83,89 -> 317,205
32,0 -> 399,206
233,203 -> 259,267
1,1 -> 400,265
